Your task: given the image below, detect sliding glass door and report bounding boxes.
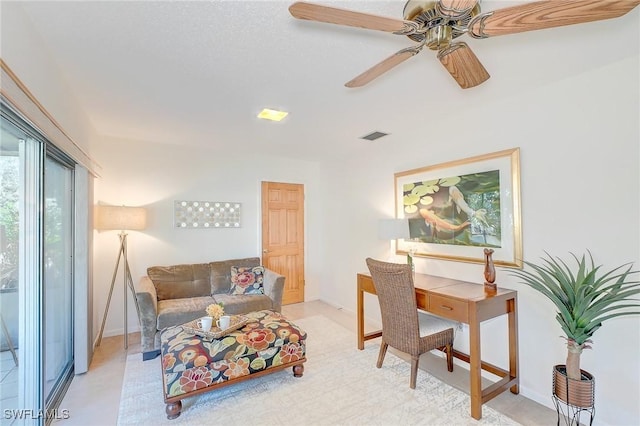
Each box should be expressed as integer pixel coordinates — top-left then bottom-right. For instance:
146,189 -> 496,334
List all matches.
1,107 -> 76,425
43,154 -> 74,407
0,111 -> 24,426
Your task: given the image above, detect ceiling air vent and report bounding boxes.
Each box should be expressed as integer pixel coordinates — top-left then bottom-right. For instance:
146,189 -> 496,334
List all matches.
360,131 -> 389,141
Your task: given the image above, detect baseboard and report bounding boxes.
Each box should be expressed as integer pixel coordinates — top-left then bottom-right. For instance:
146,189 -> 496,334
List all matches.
98,324 -> 141,339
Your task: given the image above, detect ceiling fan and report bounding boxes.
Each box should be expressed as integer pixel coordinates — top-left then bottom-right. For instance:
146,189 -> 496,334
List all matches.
288,0 -> 640,89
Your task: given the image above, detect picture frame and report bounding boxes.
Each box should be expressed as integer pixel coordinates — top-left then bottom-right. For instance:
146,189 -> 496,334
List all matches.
394,148 -> 522,268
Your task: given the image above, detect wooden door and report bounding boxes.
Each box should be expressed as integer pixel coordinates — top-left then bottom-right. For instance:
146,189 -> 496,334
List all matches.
261,181 -> 305,305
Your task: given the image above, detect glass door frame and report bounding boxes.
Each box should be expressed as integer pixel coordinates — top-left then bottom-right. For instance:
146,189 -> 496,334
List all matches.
2,104 -> 77,425
43,145 -> 75,413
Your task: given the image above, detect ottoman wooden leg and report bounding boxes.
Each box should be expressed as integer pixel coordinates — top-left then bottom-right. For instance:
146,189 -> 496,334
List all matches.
293,363 -> 304,378
166,400 -> 182,420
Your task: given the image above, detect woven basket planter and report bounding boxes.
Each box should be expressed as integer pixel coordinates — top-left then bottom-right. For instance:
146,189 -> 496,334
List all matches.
552,365 -> 595,408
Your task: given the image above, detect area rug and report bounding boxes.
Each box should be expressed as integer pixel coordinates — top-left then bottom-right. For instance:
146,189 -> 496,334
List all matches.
118,315 -> 520,425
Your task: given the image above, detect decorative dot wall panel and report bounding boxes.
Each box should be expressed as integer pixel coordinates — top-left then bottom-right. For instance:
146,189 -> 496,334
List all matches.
174,201 -> 241,229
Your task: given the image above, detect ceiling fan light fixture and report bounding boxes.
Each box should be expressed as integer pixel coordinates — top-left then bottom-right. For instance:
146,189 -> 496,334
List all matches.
425,24 -> 452,50
257,108 -> 289,122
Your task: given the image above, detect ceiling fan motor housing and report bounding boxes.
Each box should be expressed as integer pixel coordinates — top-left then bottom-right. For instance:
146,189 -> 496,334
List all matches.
403,0 -> 481,49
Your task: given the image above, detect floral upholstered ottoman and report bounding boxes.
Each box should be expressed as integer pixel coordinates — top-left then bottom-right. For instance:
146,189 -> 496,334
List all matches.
160,309 -> 306,419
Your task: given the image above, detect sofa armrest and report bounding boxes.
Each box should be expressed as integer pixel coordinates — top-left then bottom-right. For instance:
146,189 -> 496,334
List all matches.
263,268 -> 285,312
136,276 -> 159,351
137,276 -> 158,314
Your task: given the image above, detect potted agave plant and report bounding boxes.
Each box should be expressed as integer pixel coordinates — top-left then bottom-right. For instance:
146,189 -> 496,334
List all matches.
511,251 -> 640,410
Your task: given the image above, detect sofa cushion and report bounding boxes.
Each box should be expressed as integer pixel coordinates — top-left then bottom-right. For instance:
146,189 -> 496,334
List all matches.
213,294 -> 273,315
210,257 -> 260,294
156,296 -> 215,330
148,263 -> 211,301
230,265 -> 265,295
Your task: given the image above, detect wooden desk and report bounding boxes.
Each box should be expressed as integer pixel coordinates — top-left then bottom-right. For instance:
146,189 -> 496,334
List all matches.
357,272 -> 519,420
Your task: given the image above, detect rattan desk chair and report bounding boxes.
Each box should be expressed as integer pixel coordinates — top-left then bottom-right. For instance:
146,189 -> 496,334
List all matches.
366,258 -> 456,389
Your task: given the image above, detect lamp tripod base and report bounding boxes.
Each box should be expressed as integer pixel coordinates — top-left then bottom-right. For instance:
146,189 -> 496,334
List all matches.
95,232 -> 141,349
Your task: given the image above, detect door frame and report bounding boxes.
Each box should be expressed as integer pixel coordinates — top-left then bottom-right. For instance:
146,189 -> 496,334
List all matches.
260,180 -> 306,305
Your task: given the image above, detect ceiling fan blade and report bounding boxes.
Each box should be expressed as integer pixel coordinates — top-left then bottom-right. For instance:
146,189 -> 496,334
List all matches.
345,45 -> 423,88
289,2 -> 420,35
468,0 -> 640,38
437,0 -> 479,18
437,42 -> 490,89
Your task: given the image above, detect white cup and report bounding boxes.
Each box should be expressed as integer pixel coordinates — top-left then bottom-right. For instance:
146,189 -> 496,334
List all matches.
197,316 -> 213,332
217,315 -> 231,330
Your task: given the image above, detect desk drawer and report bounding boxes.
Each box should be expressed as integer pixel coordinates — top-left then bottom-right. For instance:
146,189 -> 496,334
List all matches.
429,294 -> 468,323
415,293 -> 427,310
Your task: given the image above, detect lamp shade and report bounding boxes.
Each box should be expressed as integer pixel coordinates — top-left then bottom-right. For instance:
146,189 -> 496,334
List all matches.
95,205 -> 147,231
377,218 -> 409,240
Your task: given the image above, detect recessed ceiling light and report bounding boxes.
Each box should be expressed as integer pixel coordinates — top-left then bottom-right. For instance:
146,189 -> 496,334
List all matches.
257,108 -> 288,122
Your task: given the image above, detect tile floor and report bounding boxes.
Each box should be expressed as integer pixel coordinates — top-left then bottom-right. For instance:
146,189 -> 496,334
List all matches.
0,349 -> 18,426
49,300 -> 558,425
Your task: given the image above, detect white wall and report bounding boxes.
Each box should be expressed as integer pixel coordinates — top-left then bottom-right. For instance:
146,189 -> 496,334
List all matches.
0,2 -> 96,158
318,56 -> 640,425
91,136 -> 324,340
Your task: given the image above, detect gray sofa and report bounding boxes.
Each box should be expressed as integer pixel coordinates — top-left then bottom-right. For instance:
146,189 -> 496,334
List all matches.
136,257 -> 285,360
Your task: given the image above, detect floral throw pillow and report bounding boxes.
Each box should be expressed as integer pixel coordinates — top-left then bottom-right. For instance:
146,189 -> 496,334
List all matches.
229,266 -> 265,295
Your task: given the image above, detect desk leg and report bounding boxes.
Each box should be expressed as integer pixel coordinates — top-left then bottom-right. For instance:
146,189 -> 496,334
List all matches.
357,284 -> 364,350
508,298 -> 519,394
469,312 -> 482,420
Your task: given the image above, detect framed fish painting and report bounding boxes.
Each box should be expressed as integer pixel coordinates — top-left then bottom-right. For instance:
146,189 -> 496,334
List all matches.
394,148 -> 523,268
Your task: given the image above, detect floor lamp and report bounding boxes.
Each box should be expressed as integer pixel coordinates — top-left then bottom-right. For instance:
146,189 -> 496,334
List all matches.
95,205 -> 147,349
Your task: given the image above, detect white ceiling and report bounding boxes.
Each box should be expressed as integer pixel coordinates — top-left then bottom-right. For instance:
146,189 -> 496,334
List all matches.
15,1 -> 640,162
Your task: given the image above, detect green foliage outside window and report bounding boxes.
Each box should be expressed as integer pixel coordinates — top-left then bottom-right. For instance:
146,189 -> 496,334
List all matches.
0,156 -> 19,289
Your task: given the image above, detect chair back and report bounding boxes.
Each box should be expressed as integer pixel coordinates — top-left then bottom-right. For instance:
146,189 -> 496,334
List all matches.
366,258 -> 420,354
